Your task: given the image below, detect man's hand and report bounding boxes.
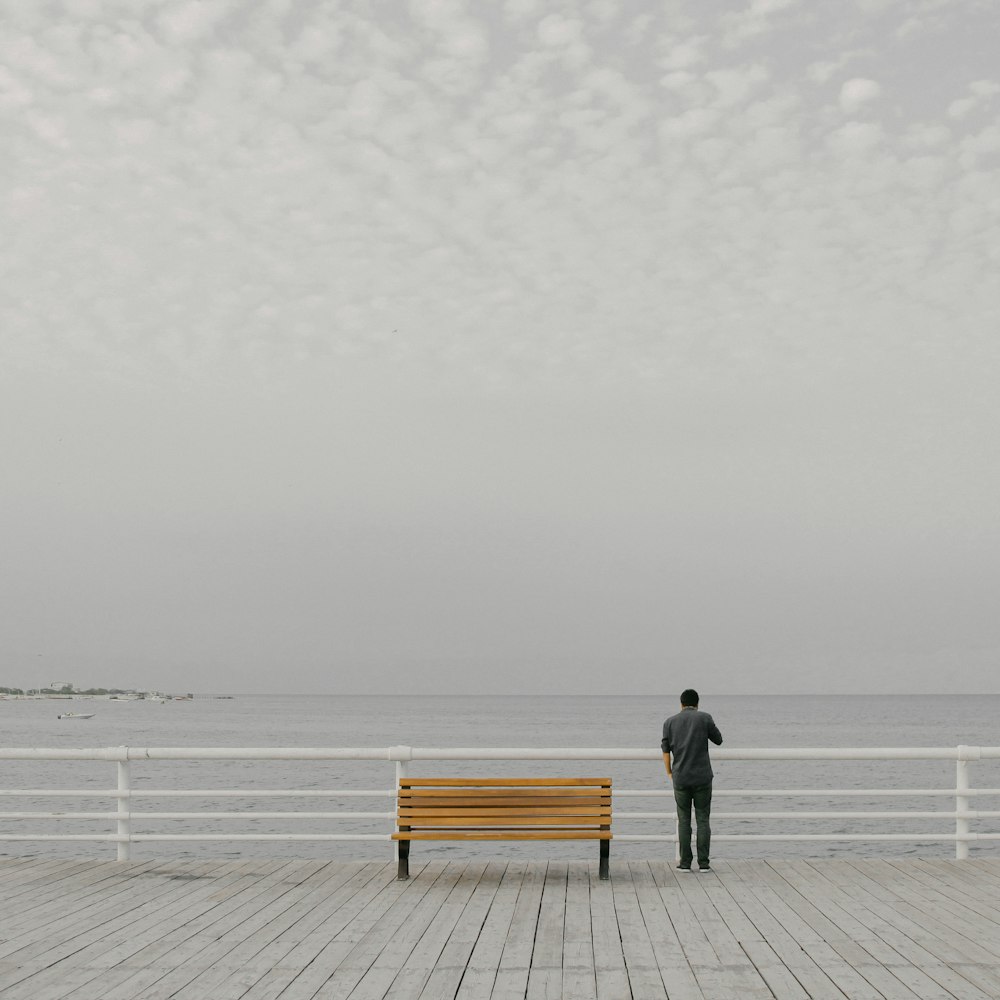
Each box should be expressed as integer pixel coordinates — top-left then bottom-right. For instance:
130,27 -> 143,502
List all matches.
663,752 -> 672,780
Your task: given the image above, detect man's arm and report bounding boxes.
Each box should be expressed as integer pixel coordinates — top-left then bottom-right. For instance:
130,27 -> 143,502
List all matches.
707,714 -> 723,746
663,752 -> 672,778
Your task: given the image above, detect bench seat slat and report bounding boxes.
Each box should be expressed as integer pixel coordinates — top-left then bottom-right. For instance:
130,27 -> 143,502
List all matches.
399,802 -> 611,816
400,805 -> 611,814
392,830 -> 612,840
399,794 -> 609,804
400,777 -> 611,786
399,795 -> 610,807
399,801 -> 611,816
398,815 -> 609,827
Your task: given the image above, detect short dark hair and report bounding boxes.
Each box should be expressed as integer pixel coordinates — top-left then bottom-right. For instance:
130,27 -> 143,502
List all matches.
680,688 -> 699,707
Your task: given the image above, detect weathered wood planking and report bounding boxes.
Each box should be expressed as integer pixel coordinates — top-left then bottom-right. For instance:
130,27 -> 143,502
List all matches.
1,856 -> 999,999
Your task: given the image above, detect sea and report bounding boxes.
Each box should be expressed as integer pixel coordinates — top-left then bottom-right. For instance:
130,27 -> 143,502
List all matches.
2,694 -> 999,863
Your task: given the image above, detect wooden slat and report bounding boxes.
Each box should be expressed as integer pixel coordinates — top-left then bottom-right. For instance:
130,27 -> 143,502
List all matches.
736,860 -> 894,999
669,863 -> 777,999
399,812 -> 611,829
589,858 -> 634,999
239,862 -> 429,1000
454,861 -> 526,1000
400,787 -> 610,797
611,864 -> 670,1000
308,861 -> 465,999
399,777 -> 611,787
401,819 -> 607,830
490,862 -> 546,999
333,862 -> 490,999
524,861 -> 566,1000
562,862 -> 598,1000
399,807 -> 609,817
0,859 -> 299,999
399,792 -> 611,809
399,817 -> 610,827
393,830 -> 612,840
399,801 -> 610,813
630,861 -> 706,999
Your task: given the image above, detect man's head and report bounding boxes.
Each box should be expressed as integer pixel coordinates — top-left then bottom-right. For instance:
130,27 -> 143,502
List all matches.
680,688 -> 699,708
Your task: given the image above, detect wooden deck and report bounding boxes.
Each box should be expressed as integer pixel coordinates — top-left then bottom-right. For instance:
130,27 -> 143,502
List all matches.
1,856 -> 999,999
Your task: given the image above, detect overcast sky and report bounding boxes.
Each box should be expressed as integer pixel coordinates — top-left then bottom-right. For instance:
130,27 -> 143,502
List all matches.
3,0 -> 998,696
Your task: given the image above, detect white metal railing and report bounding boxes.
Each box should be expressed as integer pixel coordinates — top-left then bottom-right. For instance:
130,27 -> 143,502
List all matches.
1,745 -> 998,861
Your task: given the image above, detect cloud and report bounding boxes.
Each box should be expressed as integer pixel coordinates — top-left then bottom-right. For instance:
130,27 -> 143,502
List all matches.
970,79 -> 1000,98
1,0 -> 998,388
839,77 -> 881,113
658,36 -> 708,71
156,1 -> 236,45
536,14 -> 584,47
959,123 -> 1000,168
948,78 -> 1000,119
720,0 -> 802,47
503,0 -> 542,22
410,0 -> 490,65
806,48 -> 869,85
904,123 -> 951,147
828,120 -> 884,155
705,64 -> 769,107
660,107 -> 721,140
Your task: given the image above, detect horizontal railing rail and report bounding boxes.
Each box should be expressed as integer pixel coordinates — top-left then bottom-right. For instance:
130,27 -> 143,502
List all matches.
1,746 -> 998,860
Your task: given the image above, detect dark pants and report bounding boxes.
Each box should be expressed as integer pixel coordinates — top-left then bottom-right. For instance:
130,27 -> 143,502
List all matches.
673,781 -> 712,867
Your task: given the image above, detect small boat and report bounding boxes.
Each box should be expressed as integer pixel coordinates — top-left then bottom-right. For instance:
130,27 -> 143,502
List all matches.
57,712 -> 95,720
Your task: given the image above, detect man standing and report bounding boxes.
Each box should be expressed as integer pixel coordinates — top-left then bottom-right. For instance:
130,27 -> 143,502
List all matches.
662,689 -> 723,871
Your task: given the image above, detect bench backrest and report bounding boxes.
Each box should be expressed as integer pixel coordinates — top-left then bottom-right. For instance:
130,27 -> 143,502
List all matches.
397,777 -> 612,834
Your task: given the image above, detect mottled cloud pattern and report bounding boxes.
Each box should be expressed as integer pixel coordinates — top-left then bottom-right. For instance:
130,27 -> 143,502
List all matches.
2,1 -> 1000,694
3,0 -> 998,379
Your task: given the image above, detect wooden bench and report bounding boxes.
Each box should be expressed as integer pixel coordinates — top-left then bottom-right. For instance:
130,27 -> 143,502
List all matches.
392,777 -> 612,880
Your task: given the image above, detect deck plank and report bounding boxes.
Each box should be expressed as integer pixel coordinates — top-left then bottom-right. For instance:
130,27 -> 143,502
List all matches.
630,861 -> 705,1000
0,859 -> 248,997
490,861 -> 546,1000
69,860 -> 318,1000
560,861 -> 597,1000
811,859 -> 999,1000
237,862 -> 411,1000
168,860 -> 374,1000
836,859 -> 1000,999
523,861 -> 566,1000
1,856 -> 1000,999
453,860 -> 526,1000
720,861 -> 849,999
283,860 -> 456,1000
358,861 -> 491,1000
416,860 -> 507,1000
312,860 -> 474,999
700,863 -> 810,1000
588,860 -> 632,1000
609,862 -> 668,1000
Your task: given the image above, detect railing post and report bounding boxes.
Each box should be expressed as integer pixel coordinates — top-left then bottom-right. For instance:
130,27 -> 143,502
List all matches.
389,746 -> 411,867
116,748 -> 131,862
955,745 -> 976,861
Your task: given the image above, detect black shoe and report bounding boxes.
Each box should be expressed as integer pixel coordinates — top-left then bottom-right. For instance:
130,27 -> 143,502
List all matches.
698,865 -> 711,872
675,864 -> 691,871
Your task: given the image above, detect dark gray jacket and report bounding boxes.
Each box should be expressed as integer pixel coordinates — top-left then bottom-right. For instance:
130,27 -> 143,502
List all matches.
661,707 -> 723,787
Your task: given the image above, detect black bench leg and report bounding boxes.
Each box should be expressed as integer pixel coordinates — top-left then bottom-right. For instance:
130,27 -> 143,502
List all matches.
397,837 -> 410,880
599,839 -> 610,880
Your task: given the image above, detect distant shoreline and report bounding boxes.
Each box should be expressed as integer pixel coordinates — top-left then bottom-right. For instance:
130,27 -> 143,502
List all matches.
0,693 -> 194,701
